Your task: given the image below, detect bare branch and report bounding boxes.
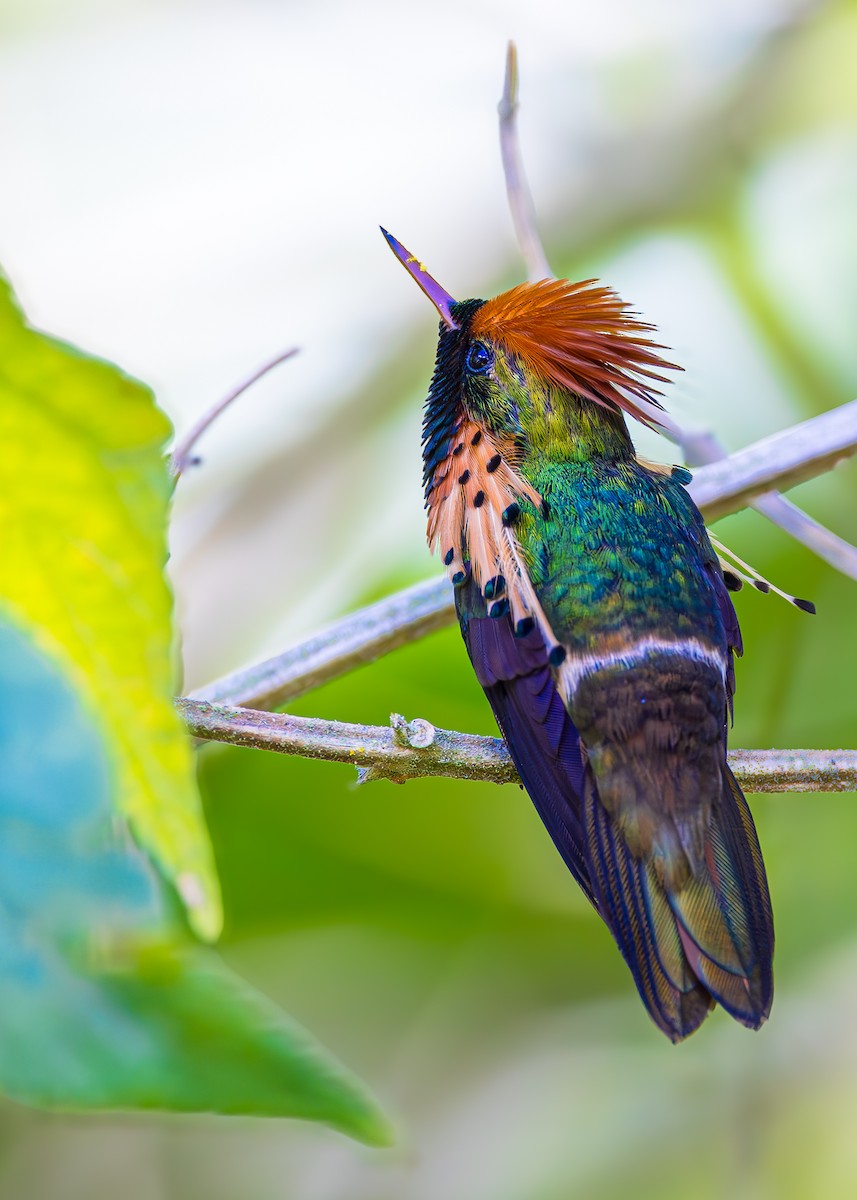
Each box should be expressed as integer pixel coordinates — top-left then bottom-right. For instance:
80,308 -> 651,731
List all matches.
178,700 -> 512,784
178,698 -> 857,793
190,576 -> 452,710
191,401 -> 857,710
688,399 -> 857,522
171,347 -> 299,477
498,42 -> 552,283
679,427 -> 857,581
727,747 -> 857,794
747,493 -> 857,581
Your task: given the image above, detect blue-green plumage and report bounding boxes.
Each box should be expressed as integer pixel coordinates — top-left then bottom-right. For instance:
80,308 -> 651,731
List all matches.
384,229 -> 775,1041
519,456 -> 726,648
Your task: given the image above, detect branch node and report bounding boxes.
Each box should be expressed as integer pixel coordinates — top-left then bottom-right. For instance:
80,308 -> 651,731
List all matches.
407,717 -> 437,749
391,712 -> 436,749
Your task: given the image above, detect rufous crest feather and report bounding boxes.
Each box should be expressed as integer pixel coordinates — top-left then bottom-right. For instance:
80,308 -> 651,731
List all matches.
471,278 -> 679,428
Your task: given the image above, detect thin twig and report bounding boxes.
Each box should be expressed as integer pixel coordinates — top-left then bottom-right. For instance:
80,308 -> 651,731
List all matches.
191,576 -> 452,710
171,347 -> 299,477
748,493 -> 857,580
498,42 -> 552,283
178,699 -> 857,793
191,399 -> 857,710
678,427 -> 857,581
688,400 -> 857,522
498,44 -> 857,575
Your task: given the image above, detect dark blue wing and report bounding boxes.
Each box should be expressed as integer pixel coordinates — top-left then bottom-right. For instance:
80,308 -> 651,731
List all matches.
455,577 -> 594,904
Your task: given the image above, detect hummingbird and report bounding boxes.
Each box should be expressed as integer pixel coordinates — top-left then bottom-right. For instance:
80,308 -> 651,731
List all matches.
382,227 -> 788,1041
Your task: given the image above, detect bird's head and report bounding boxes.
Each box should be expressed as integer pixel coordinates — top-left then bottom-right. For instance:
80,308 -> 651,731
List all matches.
381,228 -> 682,585
381,227 -> 678,444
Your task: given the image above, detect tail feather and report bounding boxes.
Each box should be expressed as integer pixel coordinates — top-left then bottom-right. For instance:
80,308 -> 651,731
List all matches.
585,770 -> 713,1041
668,866 -> 749,977
584,761 -> 773,1040
645,871 -> 699,994
724,764 -> 775,956
675,927 -> 761,1029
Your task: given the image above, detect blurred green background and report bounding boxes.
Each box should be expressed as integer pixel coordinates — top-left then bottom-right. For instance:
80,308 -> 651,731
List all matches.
2,0 -> 857,1196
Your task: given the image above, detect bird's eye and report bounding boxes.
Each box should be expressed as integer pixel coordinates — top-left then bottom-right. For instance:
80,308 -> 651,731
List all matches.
466,342 -> 493,375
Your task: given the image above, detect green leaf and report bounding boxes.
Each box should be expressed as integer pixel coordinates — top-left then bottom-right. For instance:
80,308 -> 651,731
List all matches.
0,615 -> 393,1146
0,277 -> 219,938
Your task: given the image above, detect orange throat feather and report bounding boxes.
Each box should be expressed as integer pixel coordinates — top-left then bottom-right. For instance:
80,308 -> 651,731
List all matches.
426,417 -> 558,644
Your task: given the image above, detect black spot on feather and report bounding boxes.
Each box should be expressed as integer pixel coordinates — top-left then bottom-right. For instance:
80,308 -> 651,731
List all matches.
502,502 -> 520,526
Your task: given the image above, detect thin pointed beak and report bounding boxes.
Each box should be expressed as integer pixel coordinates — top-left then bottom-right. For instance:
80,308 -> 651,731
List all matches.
380,227 -> 459,329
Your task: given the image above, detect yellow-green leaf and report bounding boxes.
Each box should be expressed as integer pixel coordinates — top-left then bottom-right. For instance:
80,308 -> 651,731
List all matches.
0,277 -> 221,939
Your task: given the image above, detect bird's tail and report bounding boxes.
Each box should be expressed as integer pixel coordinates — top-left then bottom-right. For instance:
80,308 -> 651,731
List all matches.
583,761 -> 774,1042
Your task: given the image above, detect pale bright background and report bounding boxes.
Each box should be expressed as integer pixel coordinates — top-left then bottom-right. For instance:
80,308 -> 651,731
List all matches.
2,0 -> 857,1197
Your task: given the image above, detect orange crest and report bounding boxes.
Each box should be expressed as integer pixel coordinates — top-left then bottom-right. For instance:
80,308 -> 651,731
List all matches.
470,278 -> 679,427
